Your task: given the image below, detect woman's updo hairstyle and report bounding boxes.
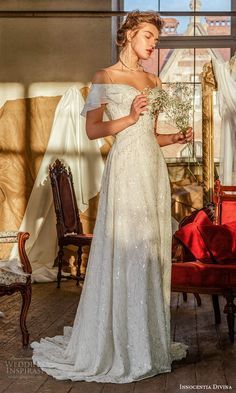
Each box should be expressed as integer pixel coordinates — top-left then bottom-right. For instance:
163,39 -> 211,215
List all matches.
116,10 -> 164,48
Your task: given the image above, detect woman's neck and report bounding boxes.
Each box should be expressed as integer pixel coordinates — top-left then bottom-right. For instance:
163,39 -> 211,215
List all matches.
119,49 -> 141,72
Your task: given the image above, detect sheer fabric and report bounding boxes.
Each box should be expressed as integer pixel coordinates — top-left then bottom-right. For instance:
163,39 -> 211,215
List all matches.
212,58 -> 236,185
31,83 -> 187,383
10,86 -> 104,282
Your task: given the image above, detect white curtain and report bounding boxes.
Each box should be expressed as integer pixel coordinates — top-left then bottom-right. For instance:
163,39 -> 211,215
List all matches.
212,58 -> 236,185
10,86 -> 104,282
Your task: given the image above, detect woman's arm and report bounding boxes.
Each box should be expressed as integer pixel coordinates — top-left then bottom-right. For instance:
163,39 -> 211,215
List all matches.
86,106 -> 134,140
86,69 -> 150,140
156,128 -> 193,147
86,94 -> 148,140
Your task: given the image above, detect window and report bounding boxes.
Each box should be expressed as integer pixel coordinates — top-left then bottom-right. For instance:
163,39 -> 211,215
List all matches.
120,0 -> 236,162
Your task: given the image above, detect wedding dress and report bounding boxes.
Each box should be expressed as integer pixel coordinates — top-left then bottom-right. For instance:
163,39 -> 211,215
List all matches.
31,83 -> 187,384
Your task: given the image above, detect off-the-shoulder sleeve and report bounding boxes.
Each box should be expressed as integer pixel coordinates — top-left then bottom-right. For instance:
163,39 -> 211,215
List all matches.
80,84 -> 108,117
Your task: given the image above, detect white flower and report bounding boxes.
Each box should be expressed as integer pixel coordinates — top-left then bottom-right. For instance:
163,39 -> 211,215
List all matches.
142,86 -> 169,117
144,83 -> 193,134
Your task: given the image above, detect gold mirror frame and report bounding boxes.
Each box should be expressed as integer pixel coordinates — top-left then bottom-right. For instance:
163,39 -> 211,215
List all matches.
201,61 -> 217,205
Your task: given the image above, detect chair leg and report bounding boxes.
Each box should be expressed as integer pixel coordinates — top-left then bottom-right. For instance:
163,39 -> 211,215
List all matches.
183,292 -> 187,302
19,284 -> 32,347
76,246 -> 82,286
212,294 -> 221,324
182,293 -> 201,306
57,246 -> 64,288
223,292 -> 236,343
194,294 -> 202,306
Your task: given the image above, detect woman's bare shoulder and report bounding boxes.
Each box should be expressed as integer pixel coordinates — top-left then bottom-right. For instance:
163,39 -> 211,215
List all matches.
145,71 -> 162,88
92,64 -> 122,84
155,75 -> 162,88
91,69 -> 111,84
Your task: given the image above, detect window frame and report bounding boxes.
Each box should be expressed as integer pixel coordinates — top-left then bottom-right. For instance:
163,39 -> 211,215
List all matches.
117,1 -> 236,163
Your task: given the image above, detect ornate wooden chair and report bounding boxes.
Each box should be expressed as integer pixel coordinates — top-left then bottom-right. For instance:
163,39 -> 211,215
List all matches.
49,159 -> 93,288
0,231 -> 31,346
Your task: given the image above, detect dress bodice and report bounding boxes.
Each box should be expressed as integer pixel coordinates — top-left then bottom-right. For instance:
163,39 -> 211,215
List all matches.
81,83 -> 155,143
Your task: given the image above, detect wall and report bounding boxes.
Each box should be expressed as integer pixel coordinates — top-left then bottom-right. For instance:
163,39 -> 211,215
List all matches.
0,1 -> 114,102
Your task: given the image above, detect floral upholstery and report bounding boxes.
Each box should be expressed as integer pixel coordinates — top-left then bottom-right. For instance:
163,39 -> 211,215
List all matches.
0,231 -> 18,243
0,257 -> 29,286
0,232 -> 30,286
0,231 -> 31,347
0,267 -> 29,285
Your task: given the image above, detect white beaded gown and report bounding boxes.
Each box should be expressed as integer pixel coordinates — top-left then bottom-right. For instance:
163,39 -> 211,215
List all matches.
31,83 -> 187,383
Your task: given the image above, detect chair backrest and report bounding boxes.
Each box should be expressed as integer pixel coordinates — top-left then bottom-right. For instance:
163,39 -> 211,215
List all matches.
213,179 -> 236,224
49,159 -> 83,240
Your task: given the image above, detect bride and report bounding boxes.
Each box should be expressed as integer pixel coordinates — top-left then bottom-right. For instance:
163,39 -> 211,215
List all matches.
31,10 -> 193,384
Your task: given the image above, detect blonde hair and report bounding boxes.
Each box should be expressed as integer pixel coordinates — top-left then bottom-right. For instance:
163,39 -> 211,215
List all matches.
116,10 -> 163,48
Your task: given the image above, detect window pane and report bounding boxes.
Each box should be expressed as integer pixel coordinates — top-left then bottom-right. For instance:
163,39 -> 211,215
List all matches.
124,0 -> 158,11
160,0 -> 231,11
160,48 -> 194,82
198,16 -> 231,35
162,16 -> 192,35
160,0 -> 191,12
195,47 -> 231,75
162,15 -> 231,36
201,0 -> 231,12
142,48 -> 195,80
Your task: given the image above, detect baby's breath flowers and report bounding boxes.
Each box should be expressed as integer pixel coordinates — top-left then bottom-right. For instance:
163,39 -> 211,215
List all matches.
165,82 -> 193,135
143,83 -> 199,182
143,82 -> 193,136
142,86 -> 169,117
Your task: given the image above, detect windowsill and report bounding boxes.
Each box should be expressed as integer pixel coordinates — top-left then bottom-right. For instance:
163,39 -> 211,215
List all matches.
166,157 -> 202,165
165,158 -> 220,165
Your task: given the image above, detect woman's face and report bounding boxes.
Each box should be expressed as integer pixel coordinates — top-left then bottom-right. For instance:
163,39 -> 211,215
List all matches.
128,22 -> 159,60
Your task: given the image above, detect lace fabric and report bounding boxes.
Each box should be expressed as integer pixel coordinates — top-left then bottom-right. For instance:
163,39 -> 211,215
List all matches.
31,83 -> 188,383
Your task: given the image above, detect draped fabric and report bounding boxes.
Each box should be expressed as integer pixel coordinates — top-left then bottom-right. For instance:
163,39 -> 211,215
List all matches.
212,58 -> 236,185
0,95 -> 60,260
10,86 -> 104,282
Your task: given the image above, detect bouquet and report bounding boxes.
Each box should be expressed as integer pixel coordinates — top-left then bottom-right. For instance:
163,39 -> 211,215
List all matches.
143,82 -> 193,136
165,82 -> 193,135
142,86 -> 169,118
144,82 -> 200,182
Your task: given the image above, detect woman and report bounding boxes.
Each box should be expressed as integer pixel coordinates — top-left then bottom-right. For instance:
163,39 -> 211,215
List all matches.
32,10 -> 192,383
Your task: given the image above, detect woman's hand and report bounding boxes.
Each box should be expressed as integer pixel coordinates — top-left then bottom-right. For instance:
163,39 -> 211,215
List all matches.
172,127 -> 193,144
128,94 -> 148,124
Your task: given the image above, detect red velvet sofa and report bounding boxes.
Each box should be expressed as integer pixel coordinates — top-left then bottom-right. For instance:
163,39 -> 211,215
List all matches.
171,181 -> 236,343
